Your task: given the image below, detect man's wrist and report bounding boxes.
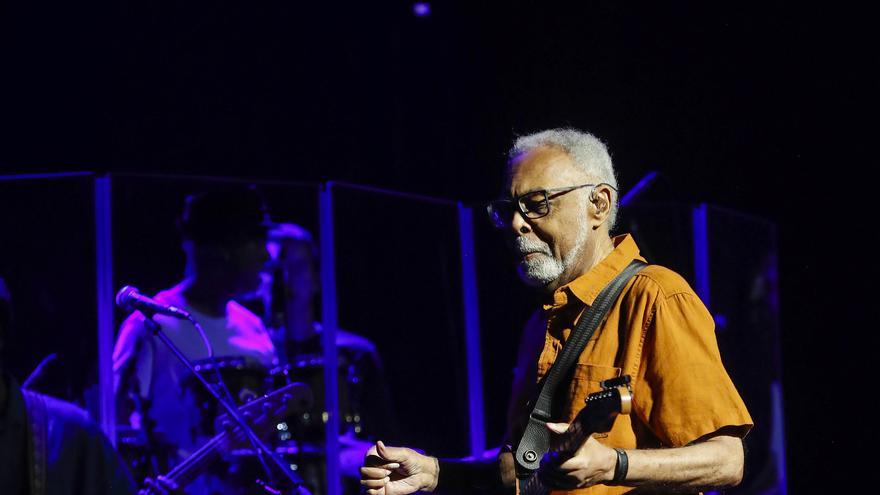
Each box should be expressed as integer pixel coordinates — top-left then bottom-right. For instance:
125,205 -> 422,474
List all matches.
424,456 -> 440,492
599,446 -> 618,483
433,457 -> 504,494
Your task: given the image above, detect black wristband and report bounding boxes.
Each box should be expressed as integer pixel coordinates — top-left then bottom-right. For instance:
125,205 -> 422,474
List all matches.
611,448 -> 628,484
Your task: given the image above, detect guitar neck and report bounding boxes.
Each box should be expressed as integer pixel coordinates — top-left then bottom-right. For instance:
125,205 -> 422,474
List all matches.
520,383 -> 631,495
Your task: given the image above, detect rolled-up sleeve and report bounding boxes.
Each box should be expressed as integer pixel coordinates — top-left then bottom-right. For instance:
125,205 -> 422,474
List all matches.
634,291 -> 753,447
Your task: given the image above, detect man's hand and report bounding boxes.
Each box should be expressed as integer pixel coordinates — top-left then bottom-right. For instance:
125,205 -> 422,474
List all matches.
360,441 -> 439,495
537,422 -> 617,490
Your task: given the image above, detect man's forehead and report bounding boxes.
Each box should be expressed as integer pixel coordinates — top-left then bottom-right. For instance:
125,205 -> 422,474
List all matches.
506,146 -> 585,192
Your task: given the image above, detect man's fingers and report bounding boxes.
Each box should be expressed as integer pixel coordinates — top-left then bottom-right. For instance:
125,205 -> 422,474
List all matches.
376,441 -> 409,463
367,440 -> 402,466
538,452 -> 583,490
365,449 -> 401,470
361,467 -> 392,479
366,488 -> 385,495
546,422 -> 570,434
361,477 -> 390,488
538,468 -> 578,490
376,440 -> 394,459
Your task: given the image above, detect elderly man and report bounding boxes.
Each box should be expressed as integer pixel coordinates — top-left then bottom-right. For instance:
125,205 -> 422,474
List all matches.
359,129 -> 752,494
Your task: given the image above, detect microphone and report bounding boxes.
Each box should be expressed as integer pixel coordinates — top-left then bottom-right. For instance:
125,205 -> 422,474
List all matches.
115,286 -> 191,320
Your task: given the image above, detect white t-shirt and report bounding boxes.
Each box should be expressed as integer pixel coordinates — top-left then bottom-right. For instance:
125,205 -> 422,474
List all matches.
112,282 -> 277,459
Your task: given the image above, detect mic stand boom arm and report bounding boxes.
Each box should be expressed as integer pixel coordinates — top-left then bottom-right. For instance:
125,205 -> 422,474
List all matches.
141,315 -> 308,493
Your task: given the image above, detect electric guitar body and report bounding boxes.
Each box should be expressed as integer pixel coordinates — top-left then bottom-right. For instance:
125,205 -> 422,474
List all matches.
518,375 -> 632,495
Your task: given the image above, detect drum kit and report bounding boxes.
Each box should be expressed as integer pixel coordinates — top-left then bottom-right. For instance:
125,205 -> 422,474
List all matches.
121,353 -> 365,495
120,224 -> 370,494
221,354 -> 364,495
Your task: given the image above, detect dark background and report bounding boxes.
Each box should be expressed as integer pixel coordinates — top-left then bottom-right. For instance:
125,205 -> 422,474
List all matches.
2,1 -> 875,492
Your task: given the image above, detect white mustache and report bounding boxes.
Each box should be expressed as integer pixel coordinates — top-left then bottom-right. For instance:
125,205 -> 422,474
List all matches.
514,237 -> 552,257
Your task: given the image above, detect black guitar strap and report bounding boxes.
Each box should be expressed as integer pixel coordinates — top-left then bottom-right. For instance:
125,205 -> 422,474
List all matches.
514,260 -> 646,476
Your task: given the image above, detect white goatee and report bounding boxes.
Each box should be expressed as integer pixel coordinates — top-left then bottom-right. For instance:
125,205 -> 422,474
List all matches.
514,219 -> 588,288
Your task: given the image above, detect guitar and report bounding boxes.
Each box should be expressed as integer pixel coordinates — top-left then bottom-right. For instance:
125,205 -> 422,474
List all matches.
519,375 -> 633,495
139,382 -> 313,494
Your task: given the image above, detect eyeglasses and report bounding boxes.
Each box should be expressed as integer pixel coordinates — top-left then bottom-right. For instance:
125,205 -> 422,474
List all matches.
485,183 -> 616,229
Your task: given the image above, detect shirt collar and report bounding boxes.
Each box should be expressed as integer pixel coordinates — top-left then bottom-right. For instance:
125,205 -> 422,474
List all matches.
544,234 -> 646,310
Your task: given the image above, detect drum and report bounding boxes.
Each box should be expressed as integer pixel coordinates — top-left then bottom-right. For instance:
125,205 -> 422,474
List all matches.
183,356 -> 270,436
237,353 -> 366,495
267,353 -> 364,444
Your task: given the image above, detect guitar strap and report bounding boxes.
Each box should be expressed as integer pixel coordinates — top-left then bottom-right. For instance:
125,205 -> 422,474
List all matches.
513,260 -> 646,478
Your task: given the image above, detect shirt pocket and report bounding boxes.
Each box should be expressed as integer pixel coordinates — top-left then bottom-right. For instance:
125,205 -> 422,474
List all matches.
566,363 -> 621,437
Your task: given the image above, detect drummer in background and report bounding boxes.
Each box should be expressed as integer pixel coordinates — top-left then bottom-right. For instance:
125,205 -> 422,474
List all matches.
112,187 -> 278,494
261,223 -> 396,492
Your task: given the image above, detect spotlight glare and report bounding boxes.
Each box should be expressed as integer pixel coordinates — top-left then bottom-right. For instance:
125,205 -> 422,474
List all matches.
413,2 -> 431,17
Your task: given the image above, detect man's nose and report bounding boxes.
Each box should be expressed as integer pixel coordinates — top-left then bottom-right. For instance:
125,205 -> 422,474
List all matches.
510,209 -> 532,235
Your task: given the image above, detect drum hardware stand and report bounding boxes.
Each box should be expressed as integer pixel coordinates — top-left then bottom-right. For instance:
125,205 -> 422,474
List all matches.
142,314 -> 311,495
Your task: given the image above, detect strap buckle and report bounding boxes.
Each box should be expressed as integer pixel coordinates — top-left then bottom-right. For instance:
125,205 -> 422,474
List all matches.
528,408 -> 551,423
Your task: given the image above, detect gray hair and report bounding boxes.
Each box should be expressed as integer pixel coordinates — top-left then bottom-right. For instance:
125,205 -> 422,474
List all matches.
509,128 -> 619,230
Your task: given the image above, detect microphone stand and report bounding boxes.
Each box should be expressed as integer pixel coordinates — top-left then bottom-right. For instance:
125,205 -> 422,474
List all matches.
142,314 -> 309,494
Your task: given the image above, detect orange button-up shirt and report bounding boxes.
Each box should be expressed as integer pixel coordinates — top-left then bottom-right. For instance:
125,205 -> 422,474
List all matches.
506,234 -> 753,495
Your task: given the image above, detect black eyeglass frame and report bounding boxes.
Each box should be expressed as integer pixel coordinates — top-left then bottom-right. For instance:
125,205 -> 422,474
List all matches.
485,182 -> 617,229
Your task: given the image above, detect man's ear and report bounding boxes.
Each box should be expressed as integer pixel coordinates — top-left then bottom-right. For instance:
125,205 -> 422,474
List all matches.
588,185 -> 613,229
